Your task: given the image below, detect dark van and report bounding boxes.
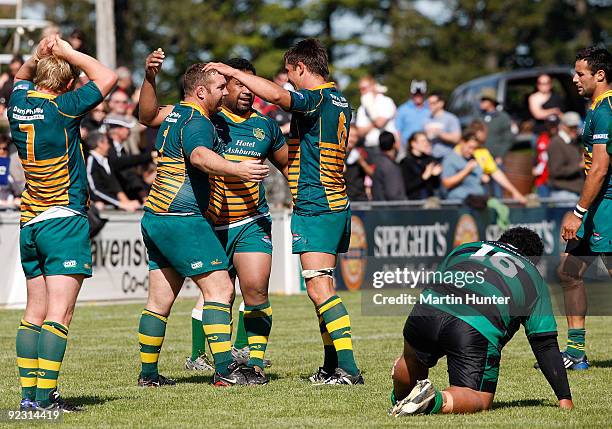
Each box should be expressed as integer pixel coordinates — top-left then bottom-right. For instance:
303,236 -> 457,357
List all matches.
447,66 -> 587,127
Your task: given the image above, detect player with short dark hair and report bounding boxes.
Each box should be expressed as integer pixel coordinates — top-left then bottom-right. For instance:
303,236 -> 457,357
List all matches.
137,49 -> 269,387
557,46 -> 612,370
182,57 -> 288,384
205,38 -> 363,385
390,227 -> 573,416
10,35 -> 117,412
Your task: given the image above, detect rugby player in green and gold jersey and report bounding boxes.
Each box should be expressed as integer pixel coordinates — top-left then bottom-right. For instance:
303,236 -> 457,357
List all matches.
557,47 -> 612,370
206,39 -> 363,385
9,35 -> 117,411
390,227 -> 573,416
187,58 -> 287,384
137,49 -> 269,387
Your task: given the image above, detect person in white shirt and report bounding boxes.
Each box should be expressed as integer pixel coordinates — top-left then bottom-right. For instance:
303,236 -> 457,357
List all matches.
356,75 -> 398,156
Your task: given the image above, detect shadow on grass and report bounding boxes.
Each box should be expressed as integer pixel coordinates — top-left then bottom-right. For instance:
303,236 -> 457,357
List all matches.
63,394 -> 120,407
492,398 -> 552,409
174,372 -> 281,385
590,359 -> 612,368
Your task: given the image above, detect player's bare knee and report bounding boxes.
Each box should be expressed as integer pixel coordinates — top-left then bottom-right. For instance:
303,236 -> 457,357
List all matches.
557,266 -> 582,289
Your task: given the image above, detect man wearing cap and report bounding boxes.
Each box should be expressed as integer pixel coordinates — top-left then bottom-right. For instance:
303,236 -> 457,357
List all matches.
547,112 -> 585,200
479,88 -> 513,164
104,113 -> 152,201
396,80 -> 430,152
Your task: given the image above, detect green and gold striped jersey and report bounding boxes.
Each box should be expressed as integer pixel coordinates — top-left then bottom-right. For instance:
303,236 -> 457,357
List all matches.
421,241 -> 557,350
288,82 -> 351,215
582,90 -> 612,198
144,102 -> 218,216
8,80 -> 103,225
206,107 -> 285,226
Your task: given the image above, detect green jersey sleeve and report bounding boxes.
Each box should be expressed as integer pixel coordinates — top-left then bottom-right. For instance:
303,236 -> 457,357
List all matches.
270,119 -> 286,152
55,81 -> 104,118
592,107 -> 611,145
289,88 -> 323,116
181,117 -> 216,158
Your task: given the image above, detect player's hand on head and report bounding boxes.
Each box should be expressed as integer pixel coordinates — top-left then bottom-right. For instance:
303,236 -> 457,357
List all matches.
51,35 -> 74,60
236,159 -> 269,182
204,62 -> 236,78
35,35 -> 56,59
145,48 -> 165,78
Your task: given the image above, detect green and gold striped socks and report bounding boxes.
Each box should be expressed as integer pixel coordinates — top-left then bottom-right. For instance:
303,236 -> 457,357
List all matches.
16,320 -> 41,401
566,328 -> 586,359
191,307 -> 206,361
36,321 -> 69,407
244,301 -> 272,368
138,309 -> 167,381
203,302 -> 233,376
317,312 -> 338,372
317,295 -> 359,376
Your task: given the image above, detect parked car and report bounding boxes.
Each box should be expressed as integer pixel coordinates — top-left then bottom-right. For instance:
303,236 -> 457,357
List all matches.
447,66 -> 587,127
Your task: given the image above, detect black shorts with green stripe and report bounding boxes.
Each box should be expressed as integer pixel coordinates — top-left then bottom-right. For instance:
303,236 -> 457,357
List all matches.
403,304 -> 501,394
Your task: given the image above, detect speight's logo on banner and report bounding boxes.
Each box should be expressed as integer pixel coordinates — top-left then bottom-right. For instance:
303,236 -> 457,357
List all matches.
373,222 -> 449,258
340,216 -> 367,290
453,214 -> 479,247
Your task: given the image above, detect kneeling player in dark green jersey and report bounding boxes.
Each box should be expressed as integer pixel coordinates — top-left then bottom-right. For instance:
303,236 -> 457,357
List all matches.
137,50 -> 269,387
206,39 -> 362,385
558,47 -> 612,370
390,228 -> 573,416
10,36 -> 117,411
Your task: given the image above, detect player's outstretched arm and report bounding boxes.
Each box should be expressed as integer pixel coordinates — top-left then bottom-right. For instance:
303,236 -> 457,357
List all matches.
528,334 -> 574,409
51,35 -> 117,97
14,36 -> 55,83
204,62 -> 292,110
139,48 -> 173,127
190,147 -> 269,182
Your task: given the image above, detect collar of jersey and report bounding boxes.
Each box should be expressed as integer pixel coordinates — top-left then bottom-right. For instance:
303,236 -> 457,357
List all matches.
591,89 -> 612,109
220,107 -> 257,123
310,82 -> 335,90
27,90 -> 56,100
180,101 -> 208,118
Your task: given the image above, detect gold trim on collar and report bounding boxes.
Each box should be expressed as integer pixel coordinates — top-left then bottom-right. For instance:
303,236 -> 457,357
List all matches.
591,89 -> 612,110
180,101 -> 208,117
27,90 -> 56,100
311,82 -> 335,90
220,107 -> 257,123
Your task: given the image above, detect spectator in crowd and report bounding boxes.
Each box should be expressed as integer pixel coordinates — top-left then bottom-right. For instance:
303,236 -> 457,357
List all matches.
68,29 -> 87,53
400,131 -> 441,199
424,92 -> 461,159
441,132 -> 484,201
107,90 -> 142,154
547,112 -> 584,200
356,75 -> 398,157
479,88 -> 513,163
372,131 -> 405,200
0,55 -> 24,114
395,80 -> 430,153
532,115 -> 559,197
529,74 -> 564,133
104,114 -> 152,201
345,123 -> 374,201
0,136 -> 18,208
81,102 -> 107,141
86,132 -> 140,212
462,121 -> 527,203
116,66 -> 136,97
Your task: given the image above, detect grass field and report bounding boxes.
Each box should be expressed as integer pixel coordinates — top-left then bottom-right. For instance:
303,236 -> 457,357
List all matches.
1,292 -> 611,428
